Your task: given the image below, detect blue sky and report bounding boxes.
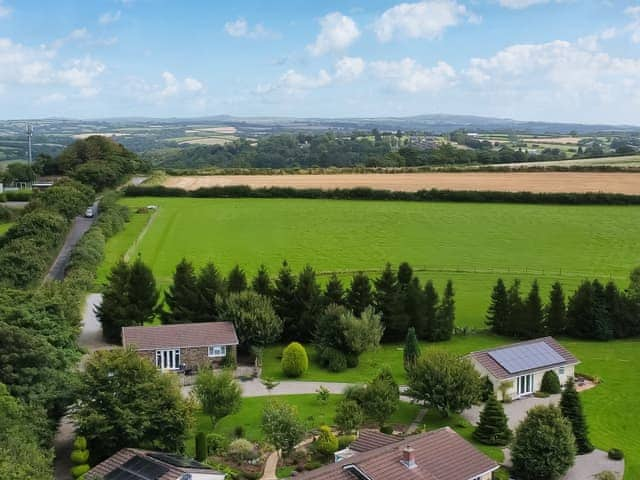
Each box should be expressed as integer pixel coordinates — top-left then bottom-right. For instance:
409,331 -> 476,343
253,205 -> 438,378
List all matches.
0,0 -> 639,123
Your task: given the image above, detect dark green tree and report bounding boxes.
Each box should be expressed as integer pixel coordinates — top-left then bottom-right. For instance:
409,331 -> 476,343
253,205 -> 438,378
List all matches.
404,277 -> 425,332
473,393 -> 512,446
523,280 -> 546,338
511,405 -> 576,480
323,273 -> 345,306
540,370 -> 561,394
418,280 -> 438,340
560,378 -> 593,454
346,272 -> 373,316
374,263 -> 407,342
290,265 -> 322,341
227,264 -> 248,293
193,369 -> 242,427
567,280 -> 612,340
397,262 -> 413,288
431,280 -> 455,341
161,258 -> 200,324
403,327 -> 421,371
221,291 -> 283,349
334,399 -> 364,434
507,279 -> 525,337
251,264 -> 273,297
362,368 -> 400,427
486,278 -> 509,335
273,261 -> 297,340
97,260 -> 134,342
196,262 -> 225,322
546,282 -> 567,335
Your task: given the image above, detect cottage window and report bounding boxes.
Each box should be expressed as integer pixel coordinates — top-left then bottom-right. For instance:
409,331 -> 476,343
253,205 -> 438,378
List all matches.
208,345 -> 227,357
559,366 -> 565,375
155,348 -> 180,370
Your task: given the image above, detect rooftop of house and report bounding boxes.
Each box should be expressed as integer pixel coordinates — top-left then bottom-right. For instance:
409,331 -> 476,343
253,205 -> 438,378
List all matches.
468,336 -> 579,380
85,448 -> 225,480
121,321 -> 239,351
297,427 -> 499,480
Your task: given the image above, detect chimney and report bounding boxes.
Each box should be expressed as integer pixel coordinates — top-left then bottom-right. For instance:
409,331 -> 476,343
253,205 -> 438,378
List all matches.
401,445 -> 417,469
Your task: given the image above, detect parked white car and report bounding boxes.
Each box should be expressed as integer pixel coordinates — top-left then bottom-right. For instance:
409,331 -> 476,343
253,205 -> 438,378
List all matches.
85,206 -> 94,218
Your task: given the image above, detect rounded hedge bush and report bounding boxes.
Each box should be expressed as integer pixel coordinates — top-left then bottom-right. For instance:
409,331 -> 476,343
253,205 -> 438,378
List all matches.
608,448 -> 624,460
540,370 -> 561,394
337,435 -> 357,450
315,426 -> 339,456
72,436 -> 87,451
206,433 -> 228,455
71,464 -> 90,479
281,342 -> 309,378
228,438 -> 258,463
70,449 -> 89,464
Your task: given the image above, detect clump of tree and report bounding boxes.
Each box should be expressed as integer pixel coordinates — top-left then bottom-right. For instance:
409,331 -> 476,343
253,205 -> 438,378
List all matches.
344,368 -> 400,428
261,400 -> 306,456
511,405 -> 576,480
314,304 -> 383,372
407,350 -> 482,417
221,291 -> 283,350
73,348 -> 194,463
193,369 -> 242,428
97,257 -> 158,343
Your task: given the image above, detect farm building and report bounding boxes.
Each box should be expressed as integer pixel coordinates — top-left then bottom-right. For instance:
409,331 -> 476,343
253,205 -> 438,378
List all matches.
299,427 -> 499,480
469,336 -> 579,400
85,448 -> 225,480
122,322 -> 238,372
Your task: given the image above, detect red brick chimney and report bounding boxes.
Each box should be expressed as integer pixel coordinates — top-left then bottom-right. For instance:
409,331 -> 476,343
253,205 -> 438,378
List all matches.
401,445 -> 417,469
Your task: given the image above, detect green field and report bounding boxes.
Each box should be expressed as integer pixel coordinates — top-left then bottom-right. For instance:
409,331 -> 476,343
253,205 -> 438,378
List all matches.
0,223 -> 11,236
98,197 -> 640,329
260,335 -> 639,477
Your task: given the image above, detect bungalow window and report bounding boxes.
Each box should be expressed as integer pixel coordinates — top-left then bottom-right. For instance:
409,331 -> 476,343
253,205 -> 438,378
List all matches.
156,349 -> 180,370
559,366 -> 565,375
208,345 -> 227,358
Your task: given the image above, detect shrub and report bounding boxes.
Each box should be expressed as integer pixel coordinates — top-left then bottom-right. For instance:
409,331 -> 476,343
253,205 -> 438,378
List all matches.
70,449 -> 89,464
595,472 -> 618,480
227,439 -> 258,463
343,384 -> 367,405
334,399 -> 364,434
195,432 -> 207,462
234,425 -> 245,438
304,460 -> 322,471
206,433 -> 228,455
473,394 -> 512,446
72,436 -> 88,450
281,342 -> 308,378
316,386 -> 330,403
379,425 -> 393,434
71,464 -> 90,478
540,370 -> 561,394
314,426 -> 339,456
534,391 -> 550,398
337,435 -> 356,450
608,448 -> 624,460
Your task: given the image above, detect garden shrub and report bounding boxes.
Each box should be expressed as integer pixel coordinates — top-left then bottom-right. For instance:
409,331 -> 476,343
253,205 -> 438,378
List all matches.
281,342 -> 308,378
595,472 -> 617,480
314,426 -> 339,456
195,432 -> 207,461
334,399 -> 364,434
70,433 -> 90,479
70,449 -> 89,464
72,436 -> 87,450
206,433 -> 228,455
345,353 -> 359,368
337,435 -> 356,450
304,460 -> 322,471
534,391 -> 550,398
540,370 -> 561,394
0,205 -> 13,222
343,384 -> 367,405
608,448 -> 624,460
71,464 -> 90,478
379,425 -> 393,434
228,439 -> 258,463
234,425 -> 245,438
318,346 -> 348,372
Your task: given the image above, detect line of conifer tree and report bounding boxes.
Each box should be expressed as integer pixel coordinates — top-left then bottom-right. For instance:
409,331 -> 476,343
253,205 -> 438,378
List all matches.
158,259 -> 456,344
486,268 -> 640,340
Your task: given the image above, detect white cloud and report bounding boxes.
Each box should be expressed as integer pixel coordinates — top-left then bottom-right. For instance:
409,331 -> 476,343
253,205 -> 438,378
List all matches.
58,57 -> 106,88
498,0 -> 550,9
0,1 -> 12,18
224,18 -> 278,39
38,92 -> 67,103
160,71 -> 179,97
373,1 -> 476,42
626,6 -> 640,44
334,56 -> 365,81
184,77 -> 204,92
371,58 -> 456,92
280,69 -> 332,90
307,12 -> 360,56
99,11 -> 121,25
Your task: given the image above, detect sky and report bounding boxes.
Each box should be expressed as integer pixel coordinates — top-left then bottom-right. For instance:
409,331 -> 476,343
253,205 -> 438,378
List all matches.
0,0 -> 639,124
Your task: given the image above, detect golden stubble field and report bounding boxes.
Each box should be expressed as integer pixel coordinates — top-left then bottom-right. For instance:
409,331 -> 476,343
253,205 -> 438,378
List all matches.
163,172 -> 640,194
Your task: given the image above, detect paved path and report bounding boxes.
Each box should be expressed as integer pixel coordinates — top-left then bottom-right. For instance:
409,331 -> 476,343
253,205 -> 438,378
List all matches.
78,293 -> 111,351
261,450 -> 280,480
565,450 -> 624,479
44,201 -> 98,282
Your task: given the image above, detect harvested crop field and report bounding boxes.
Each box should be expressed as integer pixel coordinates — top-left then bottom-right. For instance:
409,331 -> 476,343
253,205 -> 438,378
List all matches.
164,172 -> 640,194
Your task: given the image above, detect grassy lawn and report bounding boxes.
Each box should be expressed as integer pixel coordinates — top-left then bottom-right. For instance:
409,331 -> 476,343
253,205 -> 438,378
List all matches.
262,334 -> 639,477
0,222 -> 11,236
186,394 -> 420,455
100,197 -> 640,329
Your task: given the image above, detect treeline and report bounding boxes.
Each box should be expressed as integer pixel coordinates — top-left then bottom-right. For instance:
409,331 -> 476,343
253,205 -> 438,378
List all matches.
126,184 -> 640,206
486,273 -> 640,340
143,132 -> 597,171
0,179 -> 94,288
0,188 -> 131,478
30,136 -> 149,191
99,259 -> 457,347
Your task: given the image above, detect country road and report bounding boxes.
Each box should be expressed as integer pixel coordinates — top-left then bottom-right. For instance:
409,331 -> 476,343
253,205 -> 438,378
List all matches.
44,201 -> 98,282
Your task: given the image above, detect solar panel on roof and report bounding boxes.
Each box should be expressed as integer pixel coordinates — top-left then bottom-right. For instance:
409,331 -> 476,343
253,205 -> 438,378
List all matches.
487,341 -> 564,374
105,456 -> 169,480
147,452 -> 211,469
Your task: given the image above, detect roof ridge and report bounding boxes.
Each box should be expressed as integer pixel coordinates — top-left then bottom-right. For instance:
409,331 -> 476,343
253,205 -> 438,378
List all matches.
469,336 -> 557,355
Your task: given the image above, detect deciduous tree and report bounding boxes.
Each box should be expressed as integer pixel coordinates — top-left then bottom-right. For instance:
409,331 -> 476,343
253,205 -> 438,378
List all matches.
221,291 -> 282,349
261,400 -> 305,456
193,369 -> 242,427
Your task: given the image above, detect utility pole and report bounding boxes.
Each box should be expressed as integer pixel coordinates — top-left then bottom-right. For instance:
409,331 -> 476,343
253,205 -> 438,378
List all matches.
26,123 -> 33,167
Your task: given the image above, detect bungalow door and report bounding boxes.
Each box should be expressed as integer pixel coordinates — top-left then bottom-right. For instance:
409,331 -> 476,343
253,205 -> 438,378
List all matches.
156,348 -> 181,370
517,373 -> 534,396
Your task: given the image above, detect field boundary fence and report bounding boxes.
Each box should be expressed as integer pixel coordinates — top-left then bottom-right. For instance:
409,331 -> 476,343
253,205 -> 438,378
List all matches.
316,265 -> 624,281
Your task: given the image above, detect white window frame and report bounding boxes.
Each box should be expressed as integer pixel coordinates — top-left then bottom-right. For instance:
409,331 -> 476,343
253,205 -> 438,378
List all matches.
155,348 -> 181,370
208,345 -> 227,358
516,373 -> 534,396
559,366 -> 565,375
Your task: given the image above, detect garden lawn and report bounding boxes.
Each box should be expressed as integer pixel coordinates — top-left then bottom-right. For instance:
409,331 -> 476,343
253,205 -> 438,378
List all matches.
263,334 -> 640,477
186,394 -> 420,455
0,223 -> 11,236
100,197 -> 640,328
